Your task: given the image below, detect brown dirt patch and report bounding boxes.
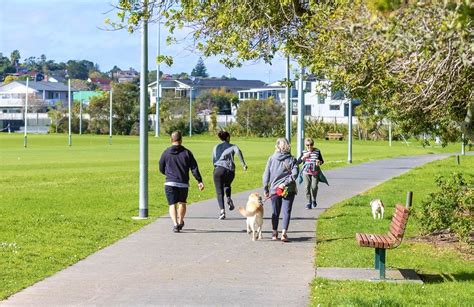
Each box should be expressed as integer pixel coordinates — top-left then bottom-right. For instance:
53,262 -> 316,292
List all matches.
407,230 -> 473,261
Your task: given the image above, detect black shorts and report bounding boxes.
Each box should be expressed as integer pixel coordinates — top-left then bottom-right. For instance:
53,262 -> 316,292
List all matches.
165,185 -> 189,205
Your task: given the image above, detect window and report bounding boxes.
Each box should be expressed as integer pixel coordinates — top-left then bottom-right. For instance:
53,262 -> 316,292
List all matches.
304,105 -> 312,115
329,105 -> 340,111
318,94 -> 325,104
331,90 -> 345,100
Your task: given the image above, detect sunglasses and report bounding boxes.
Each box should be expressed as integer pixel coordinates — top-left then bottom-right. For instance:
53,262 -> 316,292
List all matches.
305,144 -> 313,146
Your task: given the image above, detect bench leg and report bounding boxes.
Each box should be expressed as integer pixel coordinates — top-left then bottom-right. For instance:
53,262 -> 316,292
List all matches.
375,248 -> 386,279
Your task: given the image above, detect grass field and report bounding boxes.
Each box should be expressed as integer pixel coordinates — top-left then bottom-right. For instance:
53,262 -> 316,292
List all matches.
0,133 -> 465,299
311,156 -> 474,305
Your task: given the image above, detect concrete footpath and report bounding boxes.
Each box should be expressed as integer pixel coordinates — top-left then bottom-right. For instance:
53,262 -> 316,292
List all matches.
1,154 -> 449,306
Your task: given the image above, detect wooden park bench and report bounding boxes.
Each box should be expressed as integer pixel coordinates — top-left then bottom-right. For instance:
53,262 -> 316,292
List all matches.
355,192 -> 413,280
325,132 -> 343,141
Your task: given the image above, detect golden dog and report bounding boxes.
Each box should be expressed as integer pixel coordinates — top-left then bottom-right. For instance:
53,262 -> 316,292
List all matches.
238,192 -> 264,241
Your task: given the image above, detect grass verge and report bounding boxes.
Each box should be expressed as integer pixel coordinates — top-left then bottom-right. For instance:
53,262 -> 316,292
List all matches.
0,133 -> 463,299
312,155 -> 474,306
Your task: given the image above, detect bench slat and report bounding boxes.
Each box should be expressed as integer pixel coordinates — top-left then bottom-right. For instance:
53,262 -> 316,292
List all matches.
391,217 -> 407,231
373,234 -> 385,248
380,234 -> 392,248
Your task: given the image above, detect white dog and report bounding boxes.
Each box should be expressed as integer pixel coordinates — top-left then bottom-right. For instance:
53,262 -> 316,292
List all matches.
238,192 -> 264,241
370,199 -> 384,219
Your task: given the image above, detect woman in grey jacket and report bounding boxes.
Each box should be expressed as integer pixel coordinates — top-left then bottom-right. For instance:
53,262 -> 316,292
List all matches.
213,131 -> 248,220
263,138 -> 299,242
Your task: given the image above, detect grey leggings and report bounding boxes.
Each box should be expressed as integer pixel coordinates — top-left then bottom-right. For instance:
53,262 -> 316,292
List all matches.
271,193 -> 295,231
303,173 -> 319,203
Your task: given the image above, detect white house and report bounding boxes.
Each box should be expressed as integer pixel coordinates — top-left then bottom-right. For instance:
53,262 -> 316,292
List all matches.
238,79 -> 358,123
0,80 -> 75,132
148,78 -> 266,112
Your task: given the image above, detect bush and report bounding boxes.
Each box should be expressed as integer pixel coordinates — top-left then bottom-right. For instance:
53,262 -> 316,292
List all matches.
415,172 -> 473,243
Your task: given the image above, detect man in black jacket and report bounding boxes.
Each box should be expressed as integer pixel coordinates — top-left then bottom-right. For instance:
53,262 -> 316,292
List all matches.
159,131 -> 205,232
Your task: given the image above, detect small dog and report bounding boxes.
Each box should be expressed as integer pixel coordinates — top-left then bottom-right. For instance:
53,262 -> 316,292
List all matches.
238,192 -> 264,241
370,199 -> 384,219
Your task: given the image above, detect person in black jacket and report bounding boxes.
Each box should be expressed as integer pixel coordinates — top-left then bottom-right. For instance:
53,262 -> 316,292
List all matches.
159,131 -> 205,232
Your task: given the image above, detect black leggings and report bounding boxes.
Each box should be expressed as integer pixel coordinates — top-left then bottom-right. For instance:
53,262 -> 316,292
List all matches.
213,166 -> 235,210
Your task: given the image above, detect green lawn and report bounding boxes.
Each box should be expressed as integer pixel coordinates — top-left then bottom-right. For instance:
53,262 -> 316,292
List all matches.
0,133 -> 464,299
312,156 -> 474,306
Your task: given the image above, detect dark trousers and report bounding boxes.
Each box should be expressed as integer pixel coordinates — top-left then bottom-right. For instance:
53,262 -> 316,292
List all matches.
271,193 -> 295,231
213,166 -> 235,210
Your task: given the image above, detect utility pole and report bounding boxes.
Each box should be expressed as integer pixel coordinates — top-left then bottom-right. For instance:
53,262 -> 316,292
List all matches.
24,78 -> 29,148
135,12 -> 149,219
285,55 -> 291,143
155,19 -> 161,137
109,89 -> 113,145
297,66 -> 305,158
68,78 -> 72,147
79,91 -> 82,135
348,100 -> 353,163
189,87 -> 193,137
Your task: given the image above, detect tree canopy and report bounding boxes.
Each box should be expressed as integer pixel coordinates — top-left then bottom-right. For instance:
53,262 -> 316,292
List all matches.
191,57 -> 209,77
113,0 -> 474,143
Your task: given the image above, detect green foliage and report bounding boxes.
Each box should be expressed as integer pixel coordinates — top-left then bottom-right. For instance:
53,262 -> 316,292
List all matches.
87,83 -> 139,135
235,99 -> 284,137
190,57 -> 209,78
415,172 -> 474,242
314,156 -> 474,305
305,118 -> 348,140
48,102 -> 82,134
195,88 -> 237,115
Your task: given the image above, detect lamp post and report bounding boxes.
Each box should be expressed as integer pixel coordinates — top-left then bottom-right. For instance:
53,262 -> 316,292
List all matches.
68,78 -> 71,147
24,78 -> 29,148
285,55 -> 291,143
135,14 -> 149,219
189,87 -> 193,137
79,91 -> 83,135
296,66 -> 305,158
109,89 -> 113,145
348,99 -> 353,163
155,20 -> 161,137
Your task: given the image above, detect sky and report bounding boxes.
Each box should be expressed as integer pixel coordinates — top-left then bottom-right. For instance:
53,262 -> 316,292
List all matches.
0,0 -> 291,83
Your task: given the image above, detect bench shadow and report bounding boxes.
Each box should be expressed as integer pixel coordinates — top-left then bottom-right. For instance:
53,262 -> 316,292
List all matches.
316,236 -> 353,243
419,272 -> 474,283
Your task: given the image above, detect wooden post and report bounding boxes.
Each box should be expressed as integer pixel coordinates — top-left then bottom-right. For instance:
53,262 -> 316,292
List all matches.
406,191 -> 413,208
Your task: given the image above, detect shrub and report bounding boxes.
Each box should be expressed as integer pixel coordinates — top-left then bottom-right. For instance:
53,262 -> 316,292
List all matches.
415,172 -> 473,243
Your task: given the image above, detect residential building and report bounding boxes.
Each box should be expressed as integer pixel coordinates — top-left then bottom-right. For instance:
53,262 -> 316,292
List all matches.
87,78 -> 112,91
148,78 -> 266,108
113,68 -> 139,83
73,91 -> 106,105
0,80 -> 75,131
238,79 -> 359,123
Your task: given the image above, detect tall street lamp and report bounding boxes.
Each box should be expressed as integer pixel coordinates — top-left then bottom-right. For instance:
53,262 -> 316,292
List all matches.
68,77 -> 72,147
155,19 -> 161,137
189,87 -> 193,137
135,13 -> 149,219
24,77 -> 29,148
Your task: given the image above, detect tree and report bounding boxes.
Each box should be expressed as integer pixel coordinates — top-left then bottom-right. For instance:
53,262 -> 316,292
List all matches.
0,54 -> 15,80
87,82 -> 140,135
87,93 -> 110,134
191,57 -> 209,78
195,88 -> 238,115
10,50 -> 20,67
3,75 -> 17,84
236,99 -> 285,137
111,0 -> 473,143
66,60 -> 96,80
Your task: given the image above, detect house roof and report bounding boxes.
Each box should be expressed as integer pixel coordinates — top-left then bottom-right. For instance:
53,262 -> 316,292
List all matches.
148,78 -> 266,89
179,79 -> 266,89
89,78 -> 111,85
13,80 -> 75,92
